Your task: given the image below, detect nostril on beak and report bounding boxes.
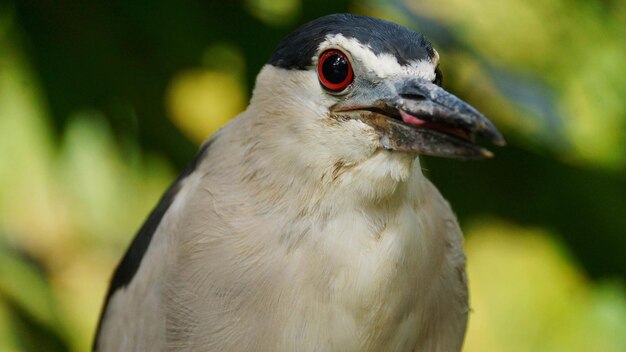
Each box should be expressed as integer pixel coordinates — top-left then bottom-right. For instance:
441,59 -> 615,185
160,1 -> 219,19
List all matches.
399,93 -> 426,101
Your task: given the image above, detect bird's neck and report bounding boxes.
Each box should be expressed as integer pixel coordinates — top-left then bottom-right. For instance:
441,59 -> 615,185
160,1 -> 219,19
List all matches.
231,99 -> 425,210
202,113 -> 457,328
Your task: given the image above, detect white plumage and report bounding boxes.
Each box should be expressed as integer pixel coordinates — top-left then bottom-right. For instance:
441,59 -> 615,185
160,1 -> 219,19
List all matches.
95,14 -> 503,352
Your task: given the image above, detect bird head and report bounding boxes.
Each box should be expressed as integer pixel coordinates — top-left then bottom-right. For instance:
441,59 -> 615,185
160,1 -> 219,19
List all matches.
246,14 -> 504,184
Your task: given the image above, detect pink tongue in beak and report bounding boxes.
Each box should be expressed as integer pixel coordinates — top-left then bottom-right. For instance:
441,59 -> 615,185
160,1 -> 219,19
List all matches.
399,110 -> 471,142
400,110 -> 429,127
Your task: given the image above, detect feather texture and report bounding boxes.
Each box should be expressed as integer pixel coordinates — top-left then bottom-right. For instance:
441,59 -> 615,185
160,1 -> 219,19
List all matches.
96,32 -> 468,350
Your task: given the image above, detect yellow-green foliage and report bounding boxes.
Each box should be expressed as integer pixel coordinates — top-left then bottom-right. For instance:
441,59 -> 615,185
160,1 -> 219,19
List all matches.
0,1 -> 624,351
409,0 -> 626,168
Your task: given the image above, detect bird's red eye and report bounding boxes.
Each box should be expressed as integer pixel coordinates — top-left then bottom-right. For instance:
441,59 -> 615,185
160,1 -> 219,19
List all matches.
317,49 -> 353,92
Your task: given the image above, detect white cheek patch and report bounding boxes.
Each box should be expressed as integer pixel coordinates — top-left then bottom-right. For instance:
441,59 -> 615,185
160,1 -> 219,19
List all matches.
316,34 -> 437,81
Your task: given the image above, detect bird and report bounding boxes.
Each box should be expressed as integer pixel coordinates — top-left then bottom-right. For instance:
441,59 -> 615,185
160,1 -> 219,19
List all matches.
93,13 -> 504,352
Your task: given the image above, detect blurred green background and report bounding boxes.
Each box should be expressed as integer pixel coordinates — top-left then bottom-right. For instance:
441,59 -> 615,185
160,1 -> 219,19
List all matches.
0,0 -> 625,351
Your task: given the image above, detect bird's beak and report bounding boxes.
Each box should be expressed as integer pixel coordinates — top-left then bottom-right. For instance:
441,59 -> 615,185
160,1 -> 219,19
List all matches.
330,78 -> 505,159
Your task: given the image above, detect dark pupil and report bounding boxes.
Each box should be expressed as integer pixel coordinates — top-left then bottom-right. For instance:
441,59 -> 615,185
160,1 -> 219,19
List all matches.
322,55 -> 348,84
